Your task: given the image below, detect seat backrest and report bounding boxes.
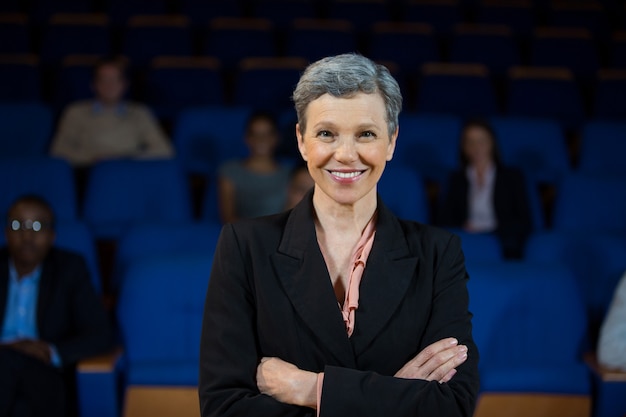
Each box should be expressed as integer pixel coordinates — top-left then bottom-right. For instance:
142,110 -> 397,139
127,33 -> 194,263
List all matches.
121,15 -> 193,70
525,231 -> 626,326
0,13 -> 31,53
232,57 -> 307,112
591,69 -> 626,120
116,253 -> 213,385
144,56 -> 224,123
449,229 -> 504,262
468,261 -> 588,370
530,27 -> 599,78
0,156 -> 77,221
39,13 -> 111,66
172,106 -> 251,177
0,102 -> 52,156
506,66 -> 586,130
378,163 -> 429,223
416,62 -> 499,118
203,17 -> 276,70
393,112 -> 462,185
551,173 -> 626,234
285,18 -> 357,64
115,221 -> 222,288
402,1 -> 461,35
579,120 -> 626,176
367,22 -> 439,75
489,116 -> 571,185
448,24 -> 520,77
474,1 -> 535,36
82,158 -> 193,239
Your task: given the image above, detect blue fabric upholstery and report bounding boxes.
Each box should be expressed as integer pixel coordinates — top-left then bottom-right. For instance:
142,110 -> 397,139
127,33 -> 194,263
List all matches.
467,261 -> 591,395
116,254 -> 213,385
82,159 -> 193,239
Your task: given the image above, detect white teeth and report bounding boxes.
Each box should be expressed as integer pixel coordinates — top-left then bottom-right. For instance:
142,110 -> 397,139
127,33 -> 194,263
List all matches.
331,171 -> 361,179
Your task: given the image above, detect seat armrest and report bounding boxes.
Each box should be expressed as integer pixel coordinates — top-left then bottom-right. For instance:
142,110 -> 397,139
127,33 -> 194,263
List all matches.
77,346 -> 125,417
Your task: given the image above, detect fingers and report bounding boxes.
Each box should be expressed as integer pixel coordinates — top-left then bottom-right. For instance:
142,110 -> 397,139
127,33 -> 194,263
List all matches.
395,338 -> 469,381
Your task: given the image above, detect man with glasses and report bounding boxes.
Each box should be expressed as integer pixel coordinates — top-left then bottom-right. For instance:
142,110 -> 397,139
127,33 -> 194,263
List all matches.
0,195 -> 112,417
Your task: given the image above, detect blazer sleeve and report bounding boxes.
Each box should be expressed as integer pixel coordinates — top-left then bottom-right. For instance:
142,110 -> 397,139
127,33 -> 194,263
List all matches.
199,224 -> 313,417
318,232 -> 479,417
37,251 -> 112,366
437,171 -> 468,228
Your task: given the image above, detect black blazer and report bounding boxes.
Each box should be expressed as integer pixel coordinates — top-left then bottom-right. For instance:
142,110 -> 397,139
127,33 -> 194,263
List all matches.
437,166 -> 532,239
0,247 -> 112,368
199,191 -> 480,417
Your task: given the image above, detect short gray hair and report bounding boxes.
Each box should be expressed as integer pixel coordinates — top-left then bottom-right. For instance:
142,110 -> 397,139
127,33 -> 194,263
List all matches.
292,53 -> 402,137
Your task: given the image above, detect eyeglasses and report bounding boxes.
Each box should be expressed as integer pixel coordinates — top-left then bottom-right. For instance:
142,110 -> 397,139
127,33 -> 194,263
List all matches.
7,219 -> 52,232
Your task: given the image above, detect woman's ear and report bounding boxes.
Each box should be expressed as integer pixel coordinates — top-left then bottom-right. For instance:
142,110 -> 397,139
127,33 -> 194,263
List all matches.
296,123 -> 307,161
386,127 -> 399,161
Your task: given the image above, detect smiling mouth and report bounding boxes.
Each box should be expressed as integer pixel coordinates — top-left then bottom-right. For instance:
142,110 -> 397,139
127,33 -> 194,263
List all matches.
329,170 -> 364,179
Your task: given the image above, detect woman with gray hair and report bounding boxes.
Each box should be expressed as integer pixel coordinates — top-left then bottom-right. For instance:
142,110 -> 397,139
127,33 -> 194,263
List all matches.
199,53 -> 479,416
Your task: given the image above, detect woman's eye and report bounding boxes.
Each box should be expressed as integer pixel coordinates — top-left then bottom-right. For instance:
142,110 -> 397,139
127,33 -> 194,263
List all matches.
360,131 -> 377,139
317,130 -> 333,138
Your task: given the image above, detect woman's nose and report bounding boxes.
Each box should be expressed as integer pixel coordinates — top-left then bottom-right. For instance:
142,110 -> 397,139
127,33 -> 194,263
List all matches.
334,137 -> 357,162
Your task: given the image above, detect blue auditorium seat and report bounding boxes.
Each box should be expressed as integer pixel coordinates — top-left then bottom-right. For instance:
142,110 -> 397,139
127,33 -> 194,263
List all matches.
530,27 -> 600,80
250,0 -> 316,30
378,163 -> 429,223
578,120 -> 626,176
489,116 -> 571,186
327,0 -> 391,30
179,0 -> 242,28
284,18 -> 358,64
468,261 -> 591,415
402,0 -> 461,35
448,229 -> 504,262
116,253 -> 213,385
415,62 -> 499,119
232,56 -> 307,111
39,13 -> 111,67
474,1 -> 535,37
525,231 -> 626,332
551,173 -> 626,235
82,159 -> 193,239
50,54 -> 98,114
367,22 -> 439,77
505,66 -> 586,130
0,157 -> 77,221
448,24 -> 520,78
0,55 -> 42,103
393,112 -> 462,185
144,56 -> 224,124
591,69 -> 626,121
0,13 -> 31,54
106,0 -> 169,27
115,221 -> 222,289
121,15 -> 193,70
172,106 -> 251,177
203,17 -> 277,70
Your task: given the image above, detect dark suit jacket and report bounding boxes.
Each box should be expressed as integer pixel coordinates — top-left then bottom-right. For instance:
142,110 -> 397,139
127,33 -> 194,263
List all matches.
437,166 -> 532,257
0,247 -> 112,368
438,166 -> 532,234
199,191 -> 480,417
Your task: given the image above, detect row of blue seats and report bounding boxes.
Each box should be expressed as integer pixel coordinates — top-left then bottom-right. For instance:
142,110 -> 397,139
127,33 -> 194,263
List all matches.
77,251 -> 623,417
3,15 -> 623,71
5,0 -> 625,33
1,103 -> 625,180
2,57 -> 626,123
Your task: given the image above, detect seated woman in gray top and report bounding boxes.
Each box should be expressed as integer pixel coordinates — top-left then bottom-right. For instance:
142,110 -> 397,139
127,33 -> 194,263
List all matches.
217,110 -> 292,224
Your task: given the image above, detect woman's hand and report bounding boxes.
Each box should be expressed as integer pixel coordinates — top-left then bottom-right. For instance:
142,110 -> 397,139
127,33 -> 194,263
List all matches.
394,338 -> 468,383
256,357 -> 318,409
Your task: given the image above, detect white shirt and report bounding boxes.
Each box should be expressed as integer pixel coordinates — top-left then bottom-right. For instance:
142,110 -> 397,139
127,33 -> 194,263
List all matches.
466,165 -> 497,232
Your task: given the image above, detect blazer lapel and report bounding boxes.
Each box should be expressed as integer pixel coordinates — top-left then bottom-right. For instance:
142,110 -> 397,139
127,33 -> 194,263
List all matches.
350,200 -> 418,356
271,194 -> 356,367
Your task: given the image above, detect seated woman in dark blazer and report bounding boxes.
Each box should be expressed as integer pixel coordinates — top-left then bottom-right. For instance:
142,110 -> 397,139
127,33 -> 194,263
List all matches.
437,119 -> 532,259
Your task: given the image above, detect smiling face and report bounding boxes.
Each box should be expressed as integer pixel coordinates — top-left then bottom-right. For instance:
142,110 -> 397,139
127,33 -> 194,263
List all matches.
296,92 -> 397,209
